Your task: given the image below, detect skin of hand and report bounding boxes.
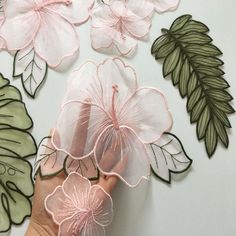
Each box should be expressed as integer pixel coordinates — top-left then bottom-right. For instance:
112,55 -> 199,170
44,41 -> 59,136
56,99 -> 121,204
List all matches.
26,103 -> 124,236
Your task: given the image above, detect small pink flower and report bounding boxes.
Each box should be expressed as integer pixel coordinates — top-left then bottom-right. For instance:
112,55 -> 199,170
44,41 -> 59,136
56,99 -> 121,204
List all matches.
0,0 -> 94,67
45,172 -> 113,236
52,58 -> 172,186
91,0 -> 153,56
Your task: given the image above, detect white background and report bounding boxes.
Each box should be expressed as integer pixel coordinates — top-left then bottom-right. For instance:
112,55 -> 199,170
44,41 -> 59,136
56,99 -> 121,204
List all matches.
0,0 -> 236,235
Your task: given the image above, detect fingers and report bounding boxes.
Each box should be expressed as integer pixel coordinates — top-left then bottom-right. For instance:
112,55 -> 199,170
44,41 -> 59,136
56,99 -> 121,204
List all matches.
70,103 -> 91,157
98,155 -> 128,194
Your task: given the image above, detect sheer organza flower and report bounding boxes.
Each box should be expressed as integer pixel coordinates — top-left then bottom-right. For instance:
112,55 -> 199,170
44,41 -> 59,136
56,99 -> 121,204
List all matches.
91,0 -> 153,56
0,1 -> 5,50
0,0 -> 94,67
52,58 -> 172,187
45,172 -> 113,236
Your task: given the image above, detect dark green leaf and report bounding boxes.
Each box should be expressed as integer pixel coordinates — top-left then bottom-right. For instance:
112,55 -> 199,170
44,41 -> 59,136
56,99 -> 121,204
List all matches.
197,106 -> 210,139
179,20 -> 209,34
205,121 -> 217,157
151,15 -> 234,157
179,58 -> 190,97
187,86 -> 202,111
202,77 -> 229,89
170,14 -> 192,32
154,41 -> 176,59
151,35 -> 170,54
192,55 -> 223,67
186,44 -> 222,56
180,32 -> 212,44
163,47 -> 181,76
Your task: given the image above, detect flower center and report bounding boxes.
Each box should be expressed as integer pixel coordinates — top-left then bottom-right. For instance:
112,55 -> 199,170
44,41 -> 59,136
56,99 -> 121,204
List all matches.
35,0 -> 72,11
115,17 -> 126,40
111,85 -> 119,130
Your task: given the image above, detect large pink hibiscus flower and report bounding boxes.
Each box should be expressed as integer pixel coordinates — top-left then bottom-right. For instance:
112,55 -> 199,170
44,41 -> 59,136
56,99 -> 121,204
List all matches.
0,0 -> 94,67
52,58 -> 172,187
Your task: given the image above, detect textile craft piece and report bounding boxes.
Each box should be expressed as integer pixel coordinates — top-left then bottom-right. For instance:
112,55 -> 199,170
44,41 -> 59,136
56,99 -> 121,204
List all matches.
34,136 -> 99,181
45,172 -> 113,236
35,57 -> 192,187
0,73 -> 37,232
34,57 -> 192,236
91,0 -> 180,56
151,15 -> 235,157
0,0 -> 94,97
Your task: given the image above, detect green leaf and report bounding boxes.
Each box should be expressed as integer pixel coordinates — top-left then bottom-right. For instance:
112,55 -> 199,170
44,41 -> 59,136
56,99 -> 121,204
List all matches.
151,14 -> 234,157
0,155 -> 33,231
0,101 -> 32,129
163,46 -> 181,76
0,128 -> 36,158
169,14 -> 192,32
205,121 -> 217,157
0,74 -> 37,232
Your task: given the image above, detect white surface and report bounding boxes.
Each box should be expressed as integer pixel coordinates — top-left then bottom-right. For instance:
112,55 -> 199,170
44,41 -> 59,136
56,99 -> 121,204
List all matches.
0,0 -> 236,235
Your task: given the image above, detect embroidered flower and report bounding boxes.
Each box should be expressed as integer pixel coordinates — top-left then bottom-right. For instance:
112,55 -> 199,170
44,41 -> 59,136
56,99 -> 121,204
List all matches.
90,0 -> 153,56
52,58 -> 172,186
0,0 -> 94,67
45,172 -> 113,236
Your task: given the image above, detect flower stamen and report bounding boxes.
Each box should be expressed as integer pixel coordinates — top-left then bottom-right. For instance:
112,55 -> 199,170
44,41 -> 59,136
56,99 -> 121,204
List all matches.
111,85 -> 119,130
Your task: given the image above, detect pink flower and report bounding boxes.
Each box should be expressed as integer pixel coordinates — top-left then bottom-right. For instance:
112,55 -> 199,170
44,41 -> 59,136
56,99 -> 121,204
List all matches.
45,172 -> 113,236
90,0 -> 153,56
0,0 -> 94,67
52,58 -> 172,187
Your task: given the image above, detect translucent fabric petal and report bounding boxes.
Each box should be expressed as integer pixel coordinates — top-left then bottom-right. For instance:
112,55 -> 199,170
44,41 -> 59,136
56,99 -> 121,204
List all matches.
45,186 -> 78,224
97,58 -> 138,111
34,9 -> 79,67
91,4 -> 118,28
59,215 -> 105,236
62,61 -> 102,106
62,172 -> 90,208
151,0 -> 180,13
0,37 -> 4,50
91,26 -> 137,56
53,101 -> 110,159
48,0 -> 94,25
119,88 -> 172,144
123,15 -> 152,39
0,9 -> 40,50
125,0 -> 154,17
89,185 -> 113,227
94,125 -> 150,187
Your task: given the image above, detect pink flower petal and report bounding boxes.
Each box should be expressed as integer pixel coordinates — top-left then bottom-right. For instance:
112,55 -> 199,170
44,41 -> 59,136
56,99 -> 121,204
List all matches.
1,2 -> 40,50
62,172 -> 91,208
62,61 -> 102,106
59,214 -> 105,236
45,186 -> 78,224
48,0 -> 94,25
53,101 -> 110,159
120,88 -> 172,144
89,185 -> 113,227
34,9 -> 79,67
97,58 -> 138,111
122,15 -> 152,39
151,0 -> 180,13
94,125 -> 150,187
126,0 -> 154,18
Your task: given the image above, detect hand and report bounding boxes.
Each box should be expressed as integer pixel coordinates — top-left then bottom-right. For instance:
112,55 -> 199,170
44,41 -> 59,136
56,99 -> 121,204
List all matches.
26,103 -> 124,236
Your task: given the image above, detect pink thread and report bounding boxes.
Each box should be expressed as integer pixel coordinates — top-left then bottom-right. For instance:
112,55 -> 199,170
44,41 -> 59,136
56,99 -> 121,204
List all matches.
35,0 -> 72,11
